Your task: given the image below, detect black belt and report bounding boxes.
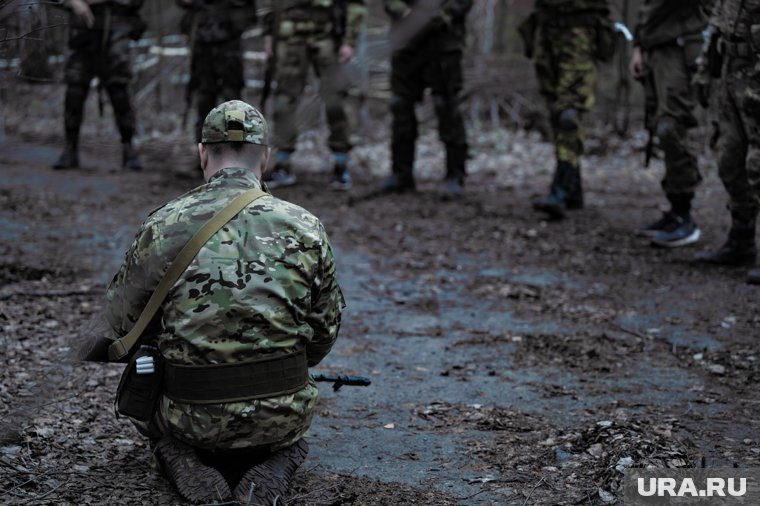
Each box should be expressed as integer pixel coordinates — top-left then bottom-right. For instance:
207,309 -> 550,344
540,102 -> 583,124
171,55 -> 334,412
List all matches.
163,351 -> 309,404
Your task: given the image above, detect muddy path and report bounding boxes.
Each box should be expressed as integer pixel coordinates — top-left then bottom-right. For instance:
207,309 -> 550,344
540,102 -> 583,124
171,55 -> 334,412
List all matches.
1,131 -> 759,505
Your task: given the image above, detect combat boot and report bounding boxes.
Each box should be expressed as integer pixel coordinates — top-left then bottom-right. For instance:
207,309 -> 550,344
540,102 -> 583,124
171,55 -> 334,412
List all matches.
329,153 -> 352,191
155,436 -> 232,504
122,142 -> 142,171
532,161 -> 581,219
234,439 -> 309,506
379,173 -> 416,194
53,141 -> 79,170
442,177 -> 464,200
695,214 -> 757,266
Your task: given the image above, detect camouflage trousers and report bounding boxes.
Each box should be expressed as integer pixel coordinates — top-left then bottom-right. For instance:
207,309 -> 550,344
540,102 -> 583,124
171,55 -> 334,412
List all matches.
272,36 -> 352,153
191,38 -> 245,143
132,380 -> 319,453
390,48 -> 468,180
645,44 -> 702,195
716,58 -> 760,220
534,25 -> 597,168
63,24 -> 136,143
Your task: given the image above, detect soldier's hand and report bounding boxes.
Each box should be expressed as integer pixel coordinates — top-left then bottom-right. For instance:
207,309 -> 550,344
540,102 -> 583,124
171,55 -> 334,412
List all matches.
70,0 -> 95,28
338,44 -> 354,64
629,47 -> 644,80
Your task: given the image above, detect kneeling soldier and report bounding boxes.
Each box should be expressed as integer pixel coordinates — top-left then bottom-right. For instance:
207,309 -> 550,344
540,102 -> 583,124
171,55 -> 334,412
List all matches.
105,100 -> 345,504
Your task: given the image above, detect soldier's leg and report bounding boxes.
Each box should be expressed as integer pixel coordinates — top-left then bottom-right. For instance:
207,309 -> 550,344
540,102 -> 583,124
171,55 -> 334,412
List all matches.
55,38 -> 95,169
533,27 -> 596,219
383,48 -> 424,192
740,72 -> 760,282
267,40 -> 309,187
103,27 -> 140,170
215,38 -> 244,103
644,45 -> 702,246
430,50 -> 468,196
313,37 -> 353,190
696,73 -> 757,265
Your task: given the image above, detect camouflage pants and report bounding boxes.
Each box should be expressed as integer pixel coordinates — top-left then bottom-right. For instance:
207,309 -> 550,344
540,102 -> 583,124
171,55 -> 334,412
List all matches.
645,44 -> 702,195
534,25 -> 597,168
191,38 -> 245,143
390,48 -> 467,180
716,58 -> 760,220
272,36 -> 351,153
64,24 -> 136,143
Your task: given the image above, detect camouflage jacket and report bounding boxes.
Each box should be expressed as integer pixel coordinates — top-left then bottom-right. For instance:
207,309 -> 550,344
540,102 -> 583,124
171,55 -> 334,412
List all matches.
710,0 -> 760,41
635,0 -> 715,50
383,0 -> 473,51
177,0 -> 257,43
106,167 -> 344,450
534,0 -> 609,13
260,0 -> 367,48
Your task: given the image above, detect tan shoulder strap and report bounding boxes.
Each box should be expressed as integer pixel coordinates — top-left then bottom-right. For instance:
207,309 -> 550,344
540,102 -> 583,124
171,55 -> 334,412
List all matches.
108,188 -> 268,362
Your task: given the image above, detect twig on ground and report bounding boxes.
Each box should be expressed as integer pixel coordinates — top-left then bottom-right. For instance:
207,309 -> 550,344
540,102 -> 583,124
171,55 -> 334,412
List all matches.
522,476 -> 545,506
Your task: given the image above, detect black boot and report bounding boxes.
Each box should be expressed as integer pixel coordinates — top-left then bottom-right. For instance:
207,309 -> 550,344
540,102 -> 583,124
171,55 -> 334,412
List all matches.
53,140 -> 79,170
747,265 -> 760,285
234,439 -> 309,506
532,161 -> 581,219
379,173 -> 416,194
122,142 -> 142,171
695,213 -> 757,266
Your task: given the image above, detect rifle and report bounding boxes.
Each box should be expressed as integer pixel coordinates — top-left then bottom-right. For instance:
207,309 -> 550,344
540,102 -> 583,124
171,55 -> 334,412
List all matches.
312,374 -> 371,391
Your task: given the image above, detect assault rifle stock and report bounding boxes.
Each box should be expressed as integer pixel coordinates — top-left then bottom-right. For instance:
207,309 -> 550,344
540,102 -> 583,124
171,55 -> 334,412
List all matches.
312,374 -> 371,391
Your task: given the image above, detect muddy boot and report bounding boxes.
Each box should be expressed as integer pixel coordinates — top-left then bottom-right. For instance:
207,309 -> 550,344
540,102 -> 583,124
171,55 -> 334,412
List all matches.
155,436 -> 232,504
379,173 -> 416,194
329,153 -> 352,191
122,142 -> 142,171
532,161 -> 579,219
234,439 -> 309,506
441,177 -> 464,200
53,141 -> 79,170
695,213 -> 757,266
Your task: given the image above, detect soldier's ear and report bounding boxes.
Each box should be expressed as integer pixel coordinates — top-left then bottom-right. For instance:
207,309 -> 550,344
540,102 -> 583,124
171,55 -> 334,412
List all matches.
259,147 -> 271,177
198,143 -> 209,172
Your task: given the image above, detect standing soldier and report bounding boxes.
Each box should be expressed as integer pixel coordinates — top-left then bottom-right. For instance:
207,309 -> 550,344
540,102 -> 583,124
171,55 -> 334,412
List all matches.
521,0 -> 614,219
259,0 -> 367,191
379,0 -> 473,198
54,0 -> 146,171
630,0 -> 714,247
177,0 -> 258,145
695,0 -> 760,283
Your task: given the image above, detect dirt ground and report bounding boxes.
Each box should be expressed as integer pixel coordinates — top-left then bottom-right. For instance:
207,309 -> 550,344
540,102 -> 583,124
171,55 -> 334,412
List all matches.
2,107 -> 760,506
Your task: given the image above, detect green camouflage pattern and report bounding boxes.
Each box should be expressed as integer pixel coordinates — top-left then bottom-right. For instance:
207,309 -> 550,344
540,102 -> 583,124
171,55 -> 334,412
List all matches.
533,24 -> 598,167
714,52 -> 760,219
201,100 -> 269,145
106,167 -> 345,451
710,0 -> 760,40
260,0 -> 367,47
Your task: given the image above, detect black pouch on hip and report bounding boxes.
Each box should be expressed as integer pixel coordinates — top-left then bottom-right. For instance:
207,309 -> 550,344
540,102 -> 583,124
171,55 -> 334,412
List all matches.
114,345 -> 164,421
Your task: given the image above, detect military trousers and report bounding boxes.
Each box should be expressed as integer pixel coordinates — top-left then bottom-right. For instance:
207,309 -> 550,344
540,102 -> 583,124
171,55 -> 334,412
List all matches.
63,23 -> 137,143
389,48 -> 468,180
716,57 -> 760,220
645,44 -> 702,195
534,24 -> 598,168
191,38 -> 245,143
272,36 -> 352,153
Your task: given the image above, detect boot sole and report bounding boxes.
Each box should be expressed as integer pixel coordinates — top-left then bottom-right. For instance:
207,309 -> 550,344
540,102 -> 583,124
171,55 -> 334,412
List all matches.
156,437 -> 231,504
651,228 -> 701,248
234,439 -> 309,506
